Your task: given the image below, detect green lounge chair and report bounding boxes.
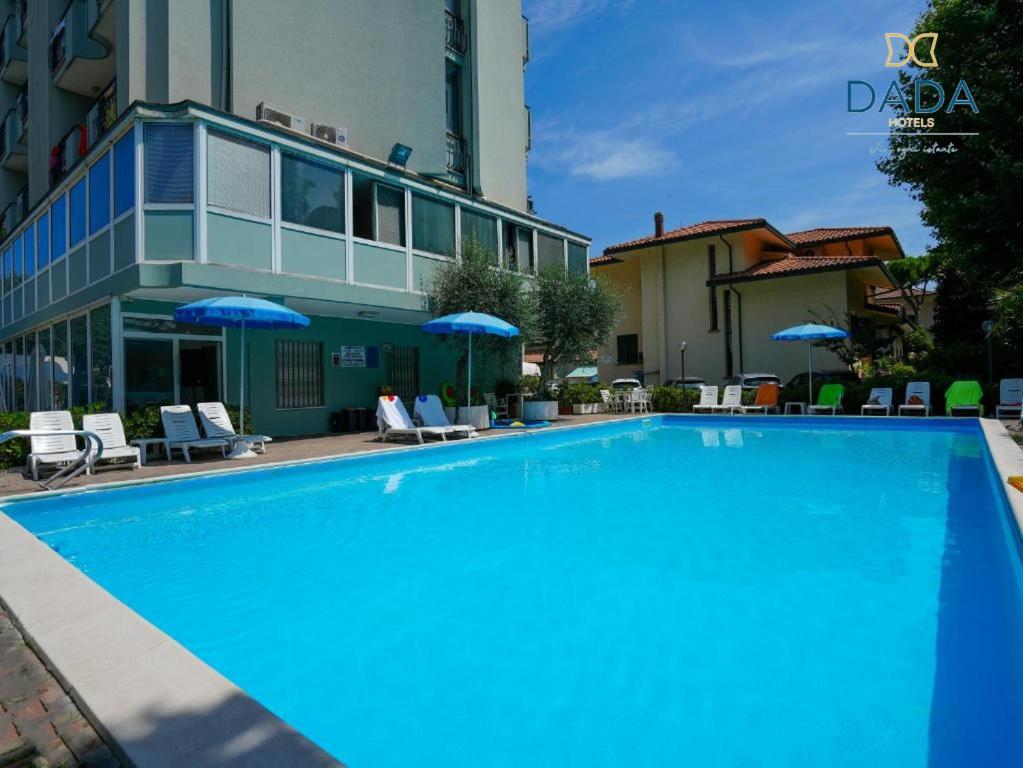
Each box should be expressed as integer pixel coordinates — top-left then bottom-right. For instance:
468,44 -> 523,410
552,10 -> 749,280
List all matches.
808,383 -> 845,415
945,380 -> 983,416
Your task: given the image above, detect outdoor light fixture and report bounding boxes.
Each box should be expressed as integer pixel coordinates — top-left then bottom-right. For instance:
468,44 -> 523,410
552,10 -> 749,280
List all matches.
358,310 -> 380,319
679,342 -> 688,395
388,143 -> 413,168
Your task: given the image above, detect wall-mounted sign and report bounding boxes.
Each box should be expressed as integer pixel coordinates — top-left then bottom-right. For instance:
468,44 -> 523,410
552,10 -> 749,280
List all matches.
339,346 -> 367,368
599,354 -> 612,364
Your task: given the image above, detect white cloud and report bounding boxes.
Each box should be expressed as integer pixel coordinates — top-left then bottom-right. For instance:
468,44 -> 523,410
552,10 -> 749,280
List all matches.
533,125 -> 678,181
525,0 -> 634,33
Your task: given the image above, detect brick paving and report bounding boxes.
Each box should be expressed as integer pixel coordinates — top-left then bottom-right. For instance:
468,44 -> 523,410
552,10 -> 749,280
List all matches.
0,606 -> 120,768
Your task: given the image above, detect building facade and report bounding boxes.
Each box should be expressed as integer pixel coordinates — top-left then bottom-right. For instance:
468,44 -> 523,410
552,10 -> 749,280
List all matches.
0,0 -> 589,435
592,215 -> 906,386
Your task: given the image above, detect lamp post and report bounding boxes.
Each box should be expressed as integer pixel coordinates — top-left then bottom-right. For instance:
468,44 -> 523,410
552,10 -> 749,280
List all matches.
679,341 -> 688,410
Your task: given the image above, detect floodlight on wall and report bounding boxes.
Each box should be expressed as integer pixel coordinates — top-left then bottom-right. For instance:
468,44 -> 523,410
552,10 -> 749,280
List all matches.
388,143 -> 413,168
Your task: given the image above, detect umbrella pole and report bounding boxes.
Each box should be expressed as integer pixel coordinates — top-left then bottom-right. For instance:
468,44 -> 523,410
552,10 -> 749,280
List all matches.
239,321 -> 246,434
467,331 -> 473,424
807,340 -> 813,409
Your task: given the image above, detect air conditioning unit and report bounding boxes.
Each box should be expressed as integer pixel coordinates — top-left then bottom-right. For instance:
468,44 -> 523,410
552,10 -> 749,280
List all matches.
310,123 -> 348,148
256,102 -> 306,132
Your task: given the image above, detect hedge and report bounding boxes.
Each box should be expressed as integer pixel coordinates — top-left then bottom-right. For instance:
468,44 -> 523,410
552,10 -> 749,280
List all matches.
0,404 -> 251,471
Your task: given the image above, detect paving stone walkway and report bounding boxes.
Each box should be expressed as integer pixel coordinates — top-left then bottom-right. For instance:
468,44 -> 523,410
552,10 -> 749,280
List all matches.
0,607 -> 119,768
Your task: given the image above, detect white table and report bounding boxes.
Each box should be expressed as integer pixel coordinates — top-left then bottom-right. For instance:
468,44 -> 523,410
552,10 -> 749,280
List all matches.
783,402 -> 806,415
131,438 -> 168,465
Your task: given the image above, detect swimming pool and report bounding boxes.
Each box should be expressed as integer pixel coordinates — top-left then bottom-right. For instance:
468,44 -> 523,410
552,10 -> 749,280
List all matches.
4,417 -> 1022,767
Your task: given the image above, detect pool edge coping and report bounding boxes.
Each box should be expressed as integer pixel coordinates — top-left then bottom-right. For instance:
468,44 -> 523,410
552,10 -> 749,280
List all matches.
1,413 -> 1021,768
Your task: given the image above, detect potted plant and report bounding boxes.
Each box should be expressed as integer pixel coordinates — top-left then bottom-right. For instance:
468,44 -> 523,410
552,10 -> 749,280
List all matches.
524,385 -> 559,421
563,383 -> 604,414
444,388 -> 491,430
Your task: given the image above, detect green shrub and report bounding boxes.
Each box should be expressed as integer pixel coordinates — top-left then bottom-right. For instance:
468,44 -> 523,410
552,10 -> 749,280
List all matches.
559,383 -> 601,406
650,385 -> 701,413
518,374 -> 540,395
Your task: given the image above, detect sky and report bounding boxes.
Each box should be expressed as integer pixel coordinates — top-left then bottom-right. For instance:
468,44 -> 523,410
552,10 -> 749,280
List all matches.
522,0 -> 933,257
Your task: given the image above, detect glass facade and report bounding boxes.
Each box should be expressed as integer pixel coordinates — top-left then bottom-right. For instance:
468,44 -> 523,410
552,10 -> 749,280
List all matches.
145,123 -> 194,204
70,314 -> 88,407
70,178 -> 87,247
281,154 -> 344,233
89,152 -> 111,234
412,194 -> 455,256
89,304 -> 112,408
113,132 -> 135,218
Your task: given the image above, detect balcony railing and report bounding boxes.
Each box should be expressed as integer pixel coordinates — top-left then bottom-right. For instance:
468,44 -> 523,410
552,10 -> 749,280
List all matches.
0,14 -> 28,85
1,109 -> 27,172
16,87 -> 27,143
49,17 -> 67,73
49,125 -> 85,186
445,10 -> 466,54
446,132 -> 467,175
86,78 -> 116,147
15,0 -> 26,46
15,185 -> 27,222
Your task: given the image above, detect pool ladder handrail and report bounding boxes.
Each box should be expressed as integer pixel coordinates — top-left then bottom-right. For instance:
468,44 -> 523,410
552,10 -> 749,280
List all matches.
0,429 -> 104,491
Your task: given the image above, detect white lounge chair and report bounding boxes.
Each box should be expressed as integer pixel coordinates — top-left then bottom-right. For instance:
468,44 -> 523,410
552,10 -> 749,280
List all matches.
82,413 -> 141,471
197,402 -> 272,453
715,385 -> 743,414
599,389 -> 616,414
861,387 -> 894,416
693,385 -> 720,413
897,381 -> 932,416
376,396 -> 451,444
995,378 -> 1023,419
413,394 -> 476,438
27,411 -> 86,481
160,405 -> 230,462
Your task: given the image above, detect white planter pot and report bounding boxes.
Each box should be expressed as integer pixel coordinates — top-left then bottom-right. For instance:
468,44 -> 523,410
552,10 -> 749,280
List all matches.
523,400 -> 559,421
572,402 -> 604,415
444,405 -> 490,429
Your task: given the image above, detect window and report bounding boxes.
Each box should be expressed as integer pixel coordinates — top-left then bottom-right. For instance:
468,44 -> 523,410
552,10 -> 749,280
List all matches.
281,154 -> 344,233
124,338 -> 174,409
70,178 -> 86,246
24,332 -> 36,411
567,242 -> 588,275
90,304 -> 112,408
12,237 -> 22,285
445,63 -> 462,136
70,314 -> 88,406
207,129 -> 270,218
617,334 -> 640,365
145,123 -> 194,204
516,225 -> 534,272
412,194 -> 455,255
89,152 -> 111,234
113,132 -> 135,217
352,174 -> 405,247
24,225 -> 35,277
38,327 -> 52,410
37,212 -> 49,269
12,336 -> 24,411
51,195 -> 67,261
3,249 -> 11,292
537,232 -> 564,271
460,208 -> 497,262
276,340 -> 323,409
707,244 -> 718,330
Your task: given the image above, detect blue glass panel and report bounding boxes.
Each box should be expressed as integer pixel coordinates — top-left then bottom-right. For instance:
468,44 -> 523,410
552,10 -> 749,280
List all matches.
24,224 -> 35,276
144,124 -> 194,204
12,237 -> 22,284
51,196 -> 67,261
113,132 -> 135,217
90,153 -> 111,234
70,179 -> 87,246
2,248 -> 8,292
38,212 -> 50,268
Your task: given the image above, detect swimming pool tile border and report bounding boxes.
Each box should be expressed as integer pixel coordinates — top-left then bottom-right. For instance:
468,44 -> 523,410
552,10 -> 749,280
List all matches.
0,414 -> 1021,768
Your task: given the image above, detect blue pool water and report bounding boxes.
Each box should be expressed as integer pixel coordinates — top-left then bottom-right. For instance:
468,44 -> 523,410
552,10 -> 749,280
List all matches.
5,417 -> 1023,767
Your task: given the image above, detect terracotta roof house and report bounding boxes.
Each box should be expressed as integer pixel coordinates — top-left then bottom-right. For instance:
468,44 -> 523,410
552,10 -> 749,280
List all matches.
591,212 -> 906,384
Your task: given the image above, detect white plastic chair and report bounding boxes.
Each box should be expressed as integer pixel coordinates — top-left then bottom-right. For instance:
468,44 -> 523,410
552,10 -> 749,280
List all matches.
995,379 -> 1023,419
897,381 -> 932,416
160,405 -> 230,462
82,413 -> 141,471
715,385 -> 743,413
693,385 -> 719,413
861,387 -> 893,416
197,402 -> 272,453
413,395 -> 476,438
27,411 -> 84,481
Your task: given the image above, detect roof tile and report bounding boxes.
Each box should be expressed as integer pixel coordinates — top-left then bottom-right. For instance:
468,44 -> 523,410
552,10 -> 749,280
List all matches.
708,254 -> 881,284
786,227 -> 894,246
604,219 -> 773,254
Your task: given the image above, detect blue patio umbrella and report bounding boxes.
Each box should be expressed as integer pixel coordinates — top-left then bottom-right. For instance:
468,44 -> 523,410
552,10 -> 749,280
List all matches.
174,296 -> 309,436
770,323 -> 850,405
421,312 -> 520,416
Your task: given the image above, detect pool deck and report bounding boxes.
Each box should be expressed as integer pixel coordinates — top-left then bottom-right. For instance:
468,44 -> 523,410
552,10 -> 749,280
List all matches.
0,412 -> 636,499
1,413 -> 1022,767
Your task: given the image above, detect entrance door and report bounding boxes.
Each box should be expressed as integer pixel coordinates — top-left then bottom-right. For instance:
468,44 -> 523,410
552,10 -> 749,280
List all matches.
179,341 -> 221,407
124,338 -> 175,409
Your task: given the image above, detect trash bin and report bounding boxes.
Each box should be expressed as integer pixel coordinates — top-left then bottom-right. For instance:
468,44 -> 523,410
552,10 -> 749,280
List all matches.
330,412 -> 344,433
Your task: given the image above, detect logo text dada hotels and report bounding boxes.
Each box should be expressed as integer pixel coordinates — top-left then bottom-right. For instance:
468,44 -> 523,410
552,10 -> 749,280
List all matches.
848,33 -> 978,129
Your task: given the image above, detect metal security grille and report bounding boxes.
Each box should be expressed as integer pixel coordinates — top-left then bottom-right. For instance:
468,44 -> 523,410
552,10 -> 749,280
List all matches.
276,340 -> 324,409
387,346 -> 420,404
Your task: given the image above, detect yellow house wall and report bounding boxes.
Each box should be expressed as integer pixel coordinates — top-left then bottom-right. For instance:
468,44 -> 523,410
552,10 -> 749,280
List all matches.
595,257 -> 647,381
